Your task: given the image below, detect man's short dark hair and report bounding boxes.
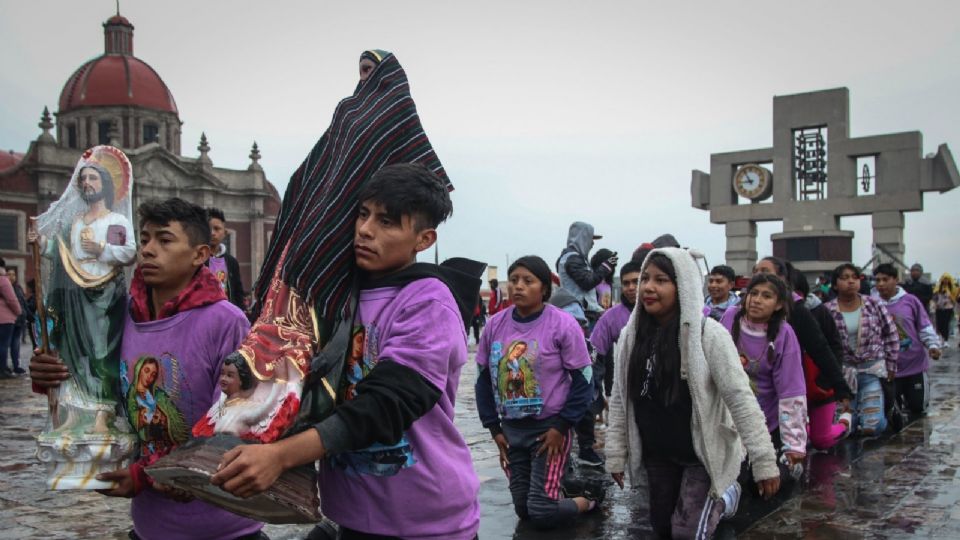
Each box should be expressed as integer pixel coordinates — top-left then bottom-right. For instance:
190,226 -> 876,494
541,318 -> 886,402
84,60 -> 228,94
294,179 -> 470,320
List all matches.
358,164 -> 453,231
206,207 -> 226,222
138,198 -> 211,247
832,263 -> 861,287
873,263 -> 898,279
709,265 -> 736,283
620,261 -> 642,277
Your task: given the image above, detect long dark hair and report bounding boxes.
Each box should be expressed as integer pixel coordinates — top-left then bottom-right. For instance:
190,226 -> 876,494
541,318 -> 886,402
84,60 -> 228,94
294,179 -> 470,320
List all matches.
627,253 -> 682,406
759,256 -> 788,278
732,273 -> 790,366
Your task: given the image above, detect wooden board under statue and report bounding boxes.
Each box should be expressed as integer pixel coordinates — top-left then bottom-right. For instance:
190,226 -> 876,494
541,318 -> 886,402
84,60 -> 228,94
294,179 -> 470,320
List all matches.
146,264 -> 324,523
146,434 -> 320,524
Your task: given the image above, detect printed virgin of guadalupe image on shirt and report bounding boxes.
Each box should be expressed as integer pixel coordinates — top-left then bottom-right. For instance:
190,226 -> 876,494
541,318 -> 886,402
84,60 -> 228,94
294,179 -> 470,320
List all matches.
491,340 -> 544,418
331,321 -> 415,477
121,354 -> 188,457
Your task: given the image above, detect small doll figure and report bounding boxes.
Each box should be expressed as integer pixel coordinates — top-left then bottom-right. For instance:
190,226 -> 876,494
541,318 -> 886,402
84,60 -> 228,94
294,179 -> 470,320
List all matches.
193,354 -> 299,442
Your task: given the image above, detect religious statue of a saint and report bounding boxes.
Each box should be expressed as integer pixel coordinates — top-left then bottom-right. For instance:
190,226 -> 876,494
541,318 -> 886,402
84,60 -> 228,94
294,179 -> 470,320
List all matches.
32,145 -> 138,489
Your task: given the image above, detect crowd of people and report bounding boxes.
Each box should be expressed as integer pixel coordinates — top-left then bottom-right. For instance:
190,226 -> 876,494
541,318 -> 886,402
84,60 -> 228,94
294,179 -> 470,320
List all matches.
437,217 -> 956,538
468,221 -> 953,538
5,48 -> 959,540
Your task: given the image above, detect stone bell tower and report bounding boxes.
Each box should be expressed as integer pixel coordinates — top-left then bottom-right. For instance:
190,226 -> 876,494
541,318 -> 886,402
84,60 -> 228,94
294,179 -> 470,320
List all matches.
691,87 -> 959,278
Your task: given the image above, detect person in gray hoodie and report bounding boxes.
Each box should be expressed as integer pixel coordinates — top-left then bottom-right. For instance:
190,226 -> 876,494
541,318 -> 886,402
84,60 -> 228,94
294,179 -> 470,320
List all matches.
556,221 -> 617,322
606,247 -> 779,539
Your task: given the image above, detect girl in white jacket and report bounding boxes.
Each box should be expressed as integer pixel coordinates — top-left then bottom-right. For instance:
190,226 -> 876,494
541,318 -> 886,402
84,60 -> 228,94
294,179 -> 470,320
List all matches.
606,248 -> 779,539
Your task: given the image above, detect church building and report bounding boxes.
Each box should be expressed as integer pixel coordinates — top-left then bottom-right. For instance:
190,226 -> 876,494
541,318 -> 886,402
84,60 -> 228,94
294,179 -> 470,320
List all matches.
0,13 -> 282,294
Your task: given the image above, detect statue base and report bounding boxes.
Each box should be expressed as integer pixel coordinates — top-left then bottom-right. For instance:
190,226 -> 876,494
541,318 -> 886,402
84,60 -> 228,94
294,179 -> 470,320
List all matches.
36,431 -> 138,490
146,435 -> 321,524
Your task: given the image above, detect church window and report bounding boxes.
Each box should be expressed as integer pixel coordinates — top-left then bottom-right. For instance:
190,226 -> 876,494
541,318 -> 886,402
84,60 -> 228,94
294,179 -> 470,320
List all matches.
67,124 -> 78,149
143,123 -> 159,145
98,120 -> 112,145
0,214 -> 17,250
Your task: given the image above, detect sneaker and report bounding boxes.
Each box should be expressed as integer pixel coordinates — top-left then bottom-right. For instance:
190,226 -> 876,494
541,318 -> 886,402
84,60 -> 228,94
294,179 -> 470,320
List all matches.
578,447 -> 605,467
581,479 -> 607,509
837,411 -> 853,440
561,478 -> 587,498
0,371 -> 13,379
720,482 -> 741,519
13,368 -> 26,375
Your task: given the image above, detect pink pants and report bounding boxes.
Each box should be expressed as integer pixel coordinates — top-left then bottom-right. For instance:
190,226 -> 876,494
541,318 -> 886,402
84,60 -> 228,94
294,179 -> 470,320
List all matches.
808,401 -> 846,450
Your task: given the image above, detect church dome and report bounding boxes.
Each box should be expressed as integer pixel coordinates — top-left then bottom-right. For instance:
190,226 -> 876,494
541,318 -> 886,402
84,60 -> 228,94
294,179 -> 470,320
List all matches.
58,15 -> 178,114
0,150 -> 24,172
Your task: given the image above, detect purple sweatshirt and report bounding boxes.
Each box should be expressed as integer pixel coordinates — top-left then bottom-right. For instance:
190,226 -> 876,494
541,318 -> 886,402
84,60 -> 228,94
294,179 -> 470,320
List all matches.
877,287 -> 941,377
721,308 -> 806,440
318,278 -> 480,540
120,300 -> 257,540
477,304 -> 592,421
590,303 -> 632,356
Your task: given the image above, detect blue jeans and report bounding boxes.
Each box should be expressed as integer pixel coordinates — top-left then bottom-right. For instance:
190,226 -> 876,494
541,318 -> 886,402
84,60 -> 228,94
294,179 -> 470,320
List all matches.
9,324 -> 22,370
851,372 -> 887,435
0,323 -> 13,373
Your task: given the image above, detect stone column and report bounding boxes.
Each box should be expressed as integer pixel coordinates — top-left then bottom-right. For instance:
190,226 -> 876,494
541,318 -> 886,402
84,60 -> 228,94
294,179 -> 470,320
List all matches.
725,220 -> 757,276
79,116 -> 88,150
872,210 -> 905,267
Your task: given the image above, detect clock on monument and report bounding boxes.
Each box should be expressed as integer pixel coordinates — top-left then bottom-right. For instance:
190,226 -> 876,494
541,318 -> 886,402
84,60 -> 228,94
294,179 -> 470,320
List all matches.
733,164 -> 773,201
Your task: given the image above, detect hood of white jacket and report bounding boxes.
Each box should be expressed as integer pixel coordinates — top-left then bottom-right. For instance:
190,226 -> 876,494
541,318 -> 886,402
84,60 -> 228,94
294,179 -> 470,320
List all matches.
874,285 -> 907,305
623,246 -> 707,379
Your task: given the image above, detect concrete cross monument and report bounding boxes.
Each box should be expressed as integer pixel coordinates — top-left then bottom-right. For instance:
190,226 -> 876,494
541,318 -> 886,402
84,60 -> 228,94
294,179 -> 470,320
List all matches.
691,87 -> 959,279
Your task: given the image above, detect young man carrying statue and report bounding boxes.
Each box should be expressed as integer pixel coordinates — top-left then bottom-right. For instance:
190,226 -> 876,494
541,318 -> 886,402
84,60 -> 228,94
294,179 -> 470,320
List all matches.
32,197 -> 265,539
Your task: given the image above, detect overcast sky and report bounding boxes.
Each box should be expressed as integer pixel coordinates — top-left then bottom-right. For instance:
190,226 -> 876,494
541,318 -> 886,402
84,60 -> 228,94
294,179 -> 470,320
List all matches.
3,1 -> 959,280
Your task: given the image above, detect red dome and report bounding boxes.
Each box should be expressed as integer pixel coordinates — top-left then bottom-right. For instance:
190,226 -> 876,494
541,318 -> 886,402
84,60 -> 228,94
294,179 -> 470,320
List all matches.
0,150 -> 24,172
105,14 -> 132,26
59,55 -> 178,114
58,15 -> 177,115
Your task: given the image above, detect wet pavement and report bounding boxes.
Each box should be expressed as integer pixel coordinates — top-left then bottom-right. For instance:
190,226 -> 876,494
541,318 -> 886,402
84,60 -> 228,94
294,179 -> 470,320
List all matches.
2,338 -> 960,538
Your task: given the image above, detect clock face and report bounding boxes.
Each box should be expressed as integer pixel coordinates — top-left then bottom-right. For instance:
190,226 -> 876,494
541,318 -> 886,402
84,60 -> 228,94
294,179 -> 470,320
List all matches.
734,164 -> 772,200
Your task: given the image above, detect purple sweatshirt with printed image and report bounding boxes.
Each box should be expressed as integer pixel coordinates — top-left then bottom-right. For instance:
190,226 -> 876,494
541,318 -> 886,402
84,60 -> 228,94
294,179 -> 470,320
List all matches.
121,300 -> 258,540
877,287 -> 941,377
721,307 -> 806,434
318,278 -> 480,540
477,304 -> 592,422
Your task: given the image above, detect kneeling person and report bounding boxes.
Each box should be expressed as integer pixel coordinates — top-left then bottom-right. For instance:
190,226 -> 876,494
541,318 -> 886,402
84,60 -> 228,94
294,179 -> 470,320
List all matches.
476,256 -> 600,528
